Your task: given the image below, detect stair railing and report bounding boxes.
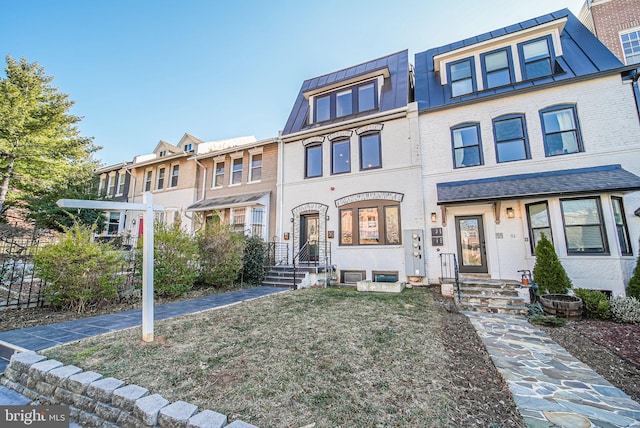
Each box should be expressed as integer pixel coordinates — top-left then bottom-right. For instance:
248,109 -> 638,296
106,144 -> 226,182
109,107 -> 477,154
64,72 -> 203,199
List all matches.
439,252 -> 460,301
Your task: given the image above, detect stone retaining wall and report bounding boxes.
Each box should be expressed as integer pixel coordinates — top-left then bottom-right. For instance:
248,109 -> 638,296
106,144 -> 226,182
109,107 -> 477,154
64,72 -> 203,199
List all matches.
1,351 -> 258,428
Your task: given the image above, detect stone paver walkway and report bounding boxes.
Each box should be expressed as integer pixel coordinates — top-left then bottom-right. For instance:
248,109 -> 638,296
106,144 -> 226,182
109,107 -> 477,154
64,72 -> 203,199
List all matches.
466,311 -> 640,427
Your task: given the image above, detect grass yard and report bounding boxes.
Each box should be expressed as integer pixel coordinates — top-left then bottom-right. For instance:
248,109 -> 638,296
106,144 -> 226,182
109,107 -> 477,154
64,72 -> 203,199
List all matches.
43,288 -> 485,427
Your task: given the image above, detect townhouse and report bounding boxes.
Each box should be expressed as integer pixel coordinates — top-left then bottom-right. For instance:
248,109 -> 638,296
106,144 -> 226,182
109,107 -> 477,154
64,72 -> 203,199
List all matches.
414,9 -> 640,295
279,50 -> 427,285
94,162 -> 132,237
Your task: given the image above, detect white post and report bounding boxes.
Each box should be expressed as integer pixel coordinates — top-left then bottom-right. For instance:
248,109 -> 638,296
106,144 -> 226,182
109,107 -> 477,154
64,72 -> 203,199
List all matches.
142,192 -> 155,342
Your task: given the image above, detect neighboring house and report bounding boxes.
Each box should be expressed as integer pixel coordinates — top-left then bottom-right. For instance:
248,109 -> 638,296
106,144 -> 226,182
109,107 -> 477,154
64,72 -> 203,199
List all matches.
578,0 -> 640,65
94,162 -> 132,237
414,9 -> 640,295
185,136 -> 278,241
125,133 -> 206,238
280,50 -> 426,285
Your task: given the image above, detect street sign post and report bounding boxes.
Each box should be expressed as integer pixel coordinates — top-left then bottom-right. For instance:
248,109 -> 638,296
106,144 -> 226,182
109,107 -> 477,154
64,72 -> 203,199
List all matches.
57,192 -> 164,342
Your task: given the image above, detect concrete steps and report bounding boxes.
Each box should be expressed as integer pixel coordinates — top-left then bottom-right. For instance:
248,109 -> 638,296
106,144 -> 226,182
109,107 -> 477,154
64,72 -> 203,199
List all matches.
452,279 -> 529,316
262,265 -> 325,288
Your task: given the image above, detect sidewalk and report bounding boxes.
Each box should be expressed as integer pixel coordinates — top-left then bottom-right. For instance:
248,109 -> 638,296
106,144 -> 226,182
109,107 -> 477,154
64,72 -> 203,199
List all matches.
466,311 -> 640,427
0,286 -> 286,375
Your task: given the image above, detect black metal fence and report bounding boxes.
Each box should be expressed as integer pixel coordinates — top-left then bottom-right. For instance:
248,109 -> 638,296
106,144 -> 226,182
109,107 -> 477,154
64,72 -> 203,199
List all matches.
0,233 -> 140,311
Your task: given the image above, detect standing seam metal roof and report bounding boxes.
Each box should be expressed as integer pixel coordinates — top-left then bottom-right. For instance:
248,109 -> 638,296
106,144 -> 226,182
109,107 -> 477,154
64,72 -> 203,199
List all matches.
414,9 -> 624,111
282,50 -> 410,136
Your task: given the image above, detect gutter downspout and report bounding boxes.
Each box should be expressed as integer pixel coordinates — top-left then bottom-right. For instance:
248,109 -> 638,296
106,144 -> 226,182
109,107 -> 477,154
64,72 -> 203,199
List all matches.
276,132 -> 284,244
192,157 -> 207,201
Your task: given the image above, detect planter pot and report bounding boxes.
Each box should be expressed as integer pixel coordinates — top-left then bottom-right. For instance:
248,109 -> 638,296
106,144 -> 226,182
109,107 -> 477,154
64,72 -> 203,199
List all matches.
539,294 -> 583,319
356,280 -> 405,293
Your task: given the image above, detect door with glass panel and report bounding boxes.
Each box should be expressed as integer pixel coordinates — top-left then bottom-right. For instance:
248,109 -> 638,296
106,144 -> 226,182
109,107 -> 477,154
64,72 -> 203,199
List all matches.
455,216 -> 487,274
300,214 -> 319,262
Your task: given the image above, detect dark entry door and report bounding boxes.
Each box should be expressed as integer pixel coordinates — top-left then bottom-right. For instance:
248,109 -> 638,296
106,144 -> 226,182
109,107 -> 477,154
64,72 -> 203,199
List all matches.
455,215 -> 487,274
300,214 -> 319,262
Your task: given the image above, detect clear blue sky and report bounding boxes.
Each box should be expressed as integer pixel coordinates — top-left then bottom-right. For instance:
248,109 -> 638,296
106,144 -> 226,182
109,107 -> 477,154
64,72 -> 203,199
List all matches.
2,0 -> 585,166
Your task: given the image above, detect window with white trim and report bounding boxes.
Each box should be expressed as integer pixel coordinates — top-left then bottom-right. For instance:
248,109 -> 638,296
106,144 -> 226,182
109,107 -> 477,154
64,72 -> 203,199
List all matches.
232,208 -> 246,233
116,172 -> 126,195
339,200 -> 401,246
156,167 -> 165,190
231,158 -> 243,185
144,171 -> 152,192
214,161 -> 225,187
621,29 -> 640,65
106,212 -> 120,235
98,177 -> 106,196
249,153 -> 262,182
170,165 -> 179,188
106,175 -> 115,197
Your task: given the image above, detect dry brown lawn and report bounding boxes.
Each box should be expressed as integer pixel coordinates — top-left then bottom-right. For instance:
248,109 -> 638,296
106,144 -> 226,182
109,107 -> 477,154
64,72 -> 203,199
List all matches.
43,287 -> 519,427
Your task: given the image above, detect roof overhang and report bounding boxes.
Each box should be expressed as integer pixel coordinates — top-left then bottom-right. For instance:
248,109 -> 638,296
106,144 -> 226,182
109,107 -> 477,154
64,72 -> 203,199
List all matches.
436,164 -> 640,205
186,191 -> 270,212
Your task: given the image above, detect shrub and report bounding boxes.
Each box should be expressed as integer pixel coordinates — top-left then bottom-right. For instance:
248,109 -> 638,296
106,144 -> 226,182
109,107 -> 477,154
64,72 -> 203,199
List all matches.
197,224 -> 245,287
627,255 -> 640,299
609,296 -> 640,324
574,288 -> 611,319
140,222 -> 199,297
34,223 -> 123,313
241,235 -> 266,284
532,233 -> 572,294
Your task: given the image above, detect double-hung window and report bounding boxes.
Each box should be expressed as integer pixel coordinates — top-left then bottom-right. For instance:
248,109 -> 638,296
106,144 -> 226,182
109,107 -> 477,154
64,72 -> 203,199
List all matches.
107,175 -> 115,197
117,172 -> 126,195
231,158 -> 243,185
313,80 -> 377,123
612,196 -> 632,255
339,201 -> 401,246
144,171 -> 152,192
249,154 -> 262,182
481,48 -> 513,89
305,144 -> 323,178
448,58 -> 475,97
519,36 -> 554,80
561,197 -> 608,254
493,114 -> 529,162
170,165 -> 179,188
620,30 -> 640,65
360,133 -> 381,170
156,168 -> 165,190
331,139 -> 351,174
98,177 -> 106,196
540,104 -> 582,157
214,161 -> 224,187
451,123 -> 483,168
526,202 -> 552,253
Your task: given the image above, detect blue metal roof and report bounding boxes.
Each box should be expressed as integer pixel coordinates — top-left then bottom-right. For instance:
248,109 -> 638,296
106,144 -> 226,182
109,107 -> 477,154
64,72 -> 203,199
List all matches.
282,50 -> 410,136
437,165 -> 640,204
414,9 -> 625,111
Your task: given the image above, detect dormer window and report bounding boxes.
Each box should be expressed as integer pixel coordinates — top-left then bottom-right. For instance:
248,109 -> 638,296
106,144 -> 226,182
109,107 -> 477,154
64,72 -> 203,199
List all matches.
448,58 -> 475,97
519,36 -> 554,80
159,150 -> 167,157
313,80 -> 378,123
184,143 -> 193,152
481,48 -> 513,88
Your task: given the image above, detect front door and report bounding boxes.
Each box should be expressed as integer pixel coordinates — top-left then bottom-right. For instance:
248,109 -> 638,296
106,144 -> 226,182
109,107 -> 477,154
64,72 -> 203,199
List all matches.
300,214 -> 319,262
455,215 -> 487,274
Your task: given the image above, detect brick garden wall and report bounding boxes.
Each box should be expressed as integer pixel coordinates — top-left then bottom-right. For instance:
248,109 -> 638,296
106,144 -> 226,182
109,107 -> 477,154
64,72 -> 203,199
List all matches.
1,351 -> 257,428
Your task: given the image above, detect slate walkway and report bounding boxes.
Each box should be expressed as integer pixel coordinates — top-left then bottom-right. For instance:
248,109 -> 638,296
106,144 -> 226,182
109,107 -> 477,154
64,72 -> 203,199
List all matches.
0,286 -> 285,375
466,311 -> 640,427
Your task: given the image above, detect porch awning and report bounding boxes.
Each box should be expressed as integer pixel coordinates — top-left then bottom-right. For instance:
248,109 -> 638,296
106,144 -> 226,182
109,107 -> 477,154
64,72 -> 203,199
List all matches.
437,164 -> 640,204
186,191 -> 270,212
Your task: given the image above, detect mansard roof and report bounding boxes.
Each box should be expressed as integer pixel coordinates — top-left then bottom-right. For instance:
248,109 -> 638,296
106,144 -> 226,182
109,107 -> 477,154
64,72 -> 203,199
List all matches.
282,50 -> 410,136
414,9 -> 625,111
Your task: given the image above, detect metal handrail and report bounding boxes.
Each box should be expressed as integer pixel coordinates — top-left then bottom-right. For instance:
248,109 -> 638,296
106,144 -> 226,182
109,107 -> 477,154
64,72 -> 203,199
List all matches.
439,253 -> 460,301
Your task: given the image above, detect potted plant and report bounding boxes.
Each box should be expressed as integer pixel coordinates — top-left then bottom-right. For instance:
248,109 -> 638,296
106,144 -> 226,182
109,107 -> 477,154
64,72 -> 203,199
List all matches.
533,233 -> 582,318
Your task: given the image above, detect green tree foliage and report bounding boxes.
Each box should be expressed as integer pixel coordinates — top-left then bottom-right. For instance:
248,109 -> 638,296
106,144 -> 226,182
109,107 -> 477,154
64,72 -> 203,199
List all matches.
142,222 -> 199,297
533,233 -> 572,294
0,55 -> 99,220
197,223 -> 244,287
241,235 -> 266,284
627,254 -> 640,299
33,223 -> 123,313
